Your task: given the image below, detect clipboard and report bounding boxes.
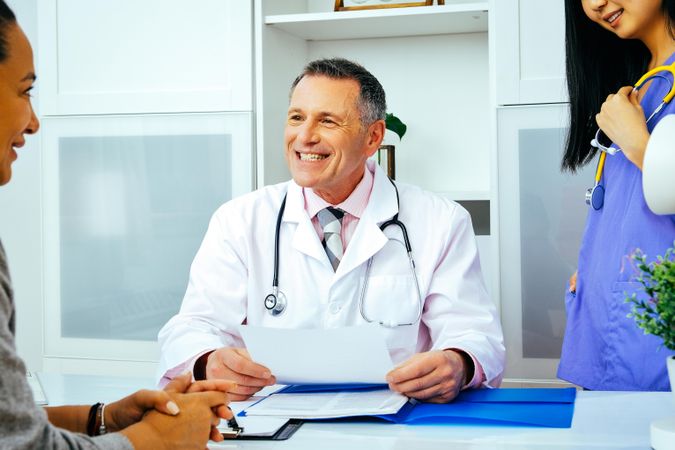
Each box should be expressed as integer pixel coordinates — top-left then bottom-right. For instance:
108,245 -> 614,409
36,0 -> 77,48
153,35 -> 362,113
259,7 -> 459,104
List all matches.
219,418 -> 303,440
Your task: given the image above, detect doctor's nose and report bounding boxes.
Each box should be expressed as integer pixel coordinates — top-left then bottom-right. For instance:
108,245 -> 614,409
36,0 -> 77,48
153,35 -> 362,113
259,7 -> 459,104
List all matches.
295,122 -> 320,146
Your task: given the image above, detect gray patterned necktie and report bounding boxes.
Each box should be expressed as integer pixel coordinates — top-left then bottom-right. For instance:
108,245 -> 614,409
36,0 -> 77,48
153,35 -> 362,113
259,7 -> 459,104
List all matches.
317,207 -> 345,271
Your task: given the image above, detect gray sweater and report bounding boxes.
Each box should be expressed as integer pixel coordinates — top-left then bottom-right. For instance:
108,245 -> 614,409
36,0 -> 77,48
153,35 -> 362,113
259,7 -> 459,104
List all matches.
0,241 -> 133,450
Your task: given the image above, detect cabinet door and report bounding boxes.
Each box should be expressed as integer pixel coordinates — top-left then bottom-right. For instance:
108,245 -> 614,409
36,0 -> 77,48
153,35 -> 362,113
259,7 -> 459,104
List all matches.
38,0 -> 252,115
493,0 -> 567,105
41,113 -> 252,369
497,105 -> 594,380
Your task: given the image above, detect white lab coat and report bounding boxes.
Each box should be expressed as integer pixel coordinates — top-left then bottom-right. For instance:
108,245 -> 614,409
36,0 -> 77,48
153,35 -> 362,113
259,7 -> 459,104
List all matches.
157,161 -> 505,386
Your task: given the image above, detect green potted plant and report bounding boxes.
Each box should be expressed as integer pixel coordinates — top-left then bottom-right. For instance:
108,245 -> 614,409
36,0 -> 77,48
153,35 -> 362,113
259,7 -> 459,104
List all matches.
626,243 -> 675,394
378,113 -> 407,179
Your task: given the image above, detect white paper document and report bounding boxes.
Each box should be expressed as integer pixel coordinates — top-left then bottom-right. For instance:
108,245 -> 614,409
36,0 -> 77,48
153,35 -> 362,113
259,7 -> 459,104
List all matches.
239,324 -> 393,384
243,389 -> 409,419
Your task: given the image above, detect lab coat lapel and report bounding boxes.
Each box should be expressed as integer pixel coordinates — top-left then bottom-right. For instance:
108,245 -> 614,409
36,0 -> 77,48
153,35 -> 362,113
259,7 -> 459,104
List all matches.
284,181 -> 330,264
336,162 -> 399,279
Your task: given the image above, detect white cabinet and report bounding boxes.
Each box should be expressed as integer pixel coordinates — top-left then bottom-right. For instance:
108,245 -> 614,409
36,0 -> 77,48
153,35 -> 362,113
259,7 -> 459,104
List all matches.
37,0 -> 252,115
31,1 -> 255,376
494,0 -> 567,105
497,104 -> 594,380
40,114 -> 252,375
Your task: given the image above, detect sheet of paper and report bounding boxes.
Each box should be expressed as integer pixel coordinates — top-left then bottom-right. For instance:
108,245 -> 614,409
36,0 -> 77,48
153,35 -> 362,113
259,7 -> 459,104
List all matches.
243,389 -> 409,419
239,324 -> 394,384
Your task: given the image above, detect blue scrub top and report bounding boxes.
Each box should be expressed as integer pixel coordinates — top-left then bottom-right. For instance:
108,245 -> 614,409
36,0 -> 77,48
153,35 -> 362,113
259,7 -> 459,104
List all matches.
558,53 -> 675,391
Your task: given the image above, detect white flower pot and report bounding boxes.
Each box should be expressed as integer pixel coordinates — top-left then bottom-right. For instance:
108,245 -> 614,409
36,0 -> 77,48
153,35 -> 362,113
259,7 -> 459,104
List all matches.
650,356 -> 675,450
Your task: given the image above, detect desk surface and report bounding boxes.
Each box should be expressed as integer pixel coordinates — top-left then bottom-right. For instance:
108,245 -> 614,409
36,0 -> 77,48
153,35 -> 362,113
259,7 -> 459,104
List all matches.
39,372 -> 675,450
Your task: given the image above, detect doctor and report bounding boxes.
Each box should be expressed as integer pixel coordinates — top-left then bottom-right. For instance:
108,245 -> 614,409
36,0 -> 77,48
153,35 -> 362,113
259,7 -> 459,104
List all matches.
158,58 -> 505,403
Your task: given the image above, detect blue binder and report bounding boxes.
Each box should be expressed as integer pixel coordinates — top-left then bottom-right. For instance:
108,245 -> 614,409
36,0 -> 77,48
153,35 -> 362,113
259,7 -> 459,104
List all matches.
278,386 -> 577,428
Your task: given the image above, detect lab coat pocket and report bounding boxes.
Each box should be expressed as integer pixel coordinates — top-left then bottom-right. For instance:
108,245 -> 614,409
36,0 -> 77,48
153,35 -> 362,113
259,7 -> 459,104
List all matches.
360,274 -> 420,351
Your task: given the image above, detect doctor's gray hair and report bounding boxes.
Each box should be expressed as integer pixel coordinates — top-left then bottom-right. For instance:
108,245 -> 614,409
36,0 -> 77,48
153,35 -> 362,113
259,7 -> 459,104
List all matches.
0,0 -> 16,63
290,58 -> 387,126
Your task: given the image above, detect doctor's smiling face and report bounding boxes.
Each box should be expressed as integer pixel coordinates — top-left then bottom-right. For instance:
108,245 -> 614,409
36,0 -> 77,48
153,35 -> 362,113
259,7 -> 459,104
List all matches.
581,0 -> 666,40
0,23 -> 38,186
285,74 -> 384,205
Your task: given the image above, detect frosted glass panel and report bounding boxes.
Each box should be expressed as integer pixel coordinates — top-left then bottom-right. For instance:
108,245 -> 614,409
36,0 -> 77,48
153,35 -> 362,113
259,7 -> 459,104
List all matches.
58,135 -> 231,341
518,128 -> 592,358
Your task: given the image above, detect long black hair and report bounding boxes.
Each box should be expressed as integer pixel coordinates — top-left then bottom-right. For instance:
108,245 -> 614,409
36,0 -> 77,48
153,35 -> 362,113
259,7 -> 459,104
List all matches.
562,0 -> 675,172
0,0 -> 16,63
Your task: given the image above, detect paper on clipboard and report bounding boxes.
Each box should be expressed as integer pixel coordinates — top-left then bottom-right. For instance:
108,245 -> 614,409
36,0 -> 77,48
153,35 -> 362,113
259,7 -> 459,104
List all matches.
239,324 -> 393,384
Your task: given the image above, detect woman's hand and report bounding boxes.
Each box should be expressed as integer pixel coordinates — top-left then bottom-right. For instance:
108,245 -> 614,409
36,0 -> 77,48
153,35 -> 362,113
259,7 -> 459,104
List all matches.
106,372 -> 235,442
569,271 -> 577,293
121,389 -> 232,450
105,386 -> 181,433
596,86 -> 650,170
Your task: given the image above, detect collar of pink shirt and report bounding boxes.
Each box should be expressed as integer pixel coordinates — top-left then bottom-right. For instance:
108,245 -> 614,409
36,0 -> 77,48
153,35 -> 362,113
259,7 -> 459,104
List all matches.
303,163 -> 375,249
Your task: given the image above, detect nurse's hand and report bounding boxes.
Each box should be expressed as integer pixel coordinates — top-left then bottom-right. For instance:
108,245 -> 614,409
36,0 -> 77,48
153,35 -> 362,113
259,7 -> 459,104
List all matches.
386,349 -> 467,403
595,86 -> 650,170
205,347 -> 276,401
569,271 -> 577,293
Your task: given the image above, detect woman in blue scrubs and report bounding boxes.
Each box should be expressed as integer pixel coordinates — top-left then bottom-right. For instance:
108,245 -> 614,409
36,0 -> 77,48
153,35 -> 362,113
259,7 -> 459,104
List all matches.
559,0 -> 675,391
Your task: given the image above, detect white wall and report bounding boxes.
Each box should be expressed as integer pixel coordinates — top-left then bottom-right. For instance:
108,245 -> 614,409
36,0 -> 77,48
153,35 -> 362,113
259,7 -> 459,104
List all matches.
0,0 -> 43,371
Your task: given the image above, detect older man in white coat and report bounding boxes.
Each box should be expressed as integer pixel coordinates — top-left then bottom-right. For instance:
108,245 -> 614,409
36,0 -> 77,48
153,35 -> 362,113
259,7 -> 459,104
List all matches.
158,58 -> 504,403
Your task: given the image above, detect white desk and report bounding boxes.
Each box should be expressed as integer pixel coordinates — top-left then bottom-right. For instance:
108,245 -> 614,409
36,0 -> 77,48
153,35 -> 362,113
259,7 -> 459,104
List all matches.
39,372 -> 674,450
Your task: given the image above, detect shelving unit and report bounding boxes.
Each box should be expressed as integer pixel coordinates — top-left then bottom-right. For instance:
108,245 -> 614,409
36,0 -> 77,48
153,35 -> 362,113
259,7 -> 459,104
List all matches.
265,3 -> 488,40
255,0 -> 497,300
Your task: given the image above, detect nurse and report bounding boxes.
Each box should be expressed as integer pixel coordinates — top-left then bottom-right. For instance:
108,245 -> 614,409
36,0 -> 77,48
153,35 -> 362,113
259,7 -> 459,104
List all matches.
559,0 -> 675,390
158,58 -> 505,403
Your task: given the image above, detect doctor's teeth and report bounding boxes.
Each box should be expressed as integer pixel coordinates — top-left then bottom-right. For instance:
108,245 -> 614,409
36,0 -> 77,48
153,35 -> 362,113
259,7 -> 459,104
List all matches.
299,153 -> 328,161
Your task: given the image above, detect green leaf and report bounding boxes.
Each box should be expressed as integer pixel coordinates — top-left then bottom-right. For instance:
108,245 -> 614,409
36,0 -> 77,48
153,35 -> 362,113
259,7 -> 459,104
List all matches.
385,113 -> 407,140
626,241 -> 675,351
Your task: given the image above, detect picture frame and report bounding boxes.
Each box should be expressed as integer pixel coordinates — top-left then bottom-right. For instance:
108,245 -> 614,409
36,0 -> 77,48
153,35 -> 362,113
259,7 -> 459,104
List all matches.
334,0 -> 439,12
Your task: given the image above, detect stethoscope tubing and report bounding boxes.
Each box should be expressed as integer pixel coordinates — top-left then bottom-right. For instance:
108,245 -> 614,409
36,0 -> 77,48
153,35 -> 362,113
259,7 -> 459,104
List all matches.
587,67 -> 675,210
266,178 -> 423,327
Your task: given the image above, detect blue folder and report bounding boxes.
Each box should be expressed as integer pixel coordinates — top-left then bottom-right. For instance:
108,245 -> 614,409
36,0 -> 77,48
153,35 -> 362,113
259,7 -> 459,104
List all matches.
276,386 -> 577,428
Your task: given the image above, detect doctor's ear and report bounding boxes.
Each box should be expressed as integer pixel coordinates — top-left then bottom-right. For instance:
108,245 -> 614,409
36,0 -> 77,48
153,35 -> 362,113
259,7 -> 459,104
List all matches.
366,119 -> 385,152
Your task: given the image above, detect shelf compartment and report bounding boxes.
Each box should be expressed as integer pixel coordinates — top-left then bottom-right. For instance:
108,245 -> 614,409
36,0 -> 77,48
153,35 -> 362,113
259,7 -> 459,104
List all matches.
265,3 -> 488,41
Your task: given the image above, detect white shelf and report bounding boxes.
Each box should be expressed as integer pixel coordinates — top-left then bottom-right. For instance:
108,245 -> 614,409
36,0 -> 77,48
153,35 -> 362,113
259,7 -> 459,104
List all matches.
265,3 -> 489,41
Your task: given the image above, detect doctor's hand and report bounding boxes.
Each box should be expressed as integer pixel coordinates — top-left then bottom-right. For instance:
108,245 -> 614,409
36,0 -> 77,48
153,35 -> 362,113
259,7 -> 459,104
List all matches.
386,349 -> 468,403
596,86 -> 650,169
205,347 -> 276,401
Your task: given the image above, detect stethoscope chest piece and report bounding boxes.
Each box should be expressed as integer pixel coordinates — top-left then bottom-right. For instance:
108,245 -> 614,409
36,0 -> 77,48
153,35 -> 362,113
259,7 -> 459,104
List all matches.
585,184 -> 605,210
264,290 -> 286,316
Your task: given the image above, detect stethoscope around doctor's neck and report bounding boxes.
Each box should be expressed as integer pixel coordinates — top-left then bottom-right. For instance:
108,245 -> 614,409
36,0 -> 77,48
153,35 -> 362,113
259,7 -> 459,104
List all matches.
263,178 -> 424,328
586,63 -> 675,210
